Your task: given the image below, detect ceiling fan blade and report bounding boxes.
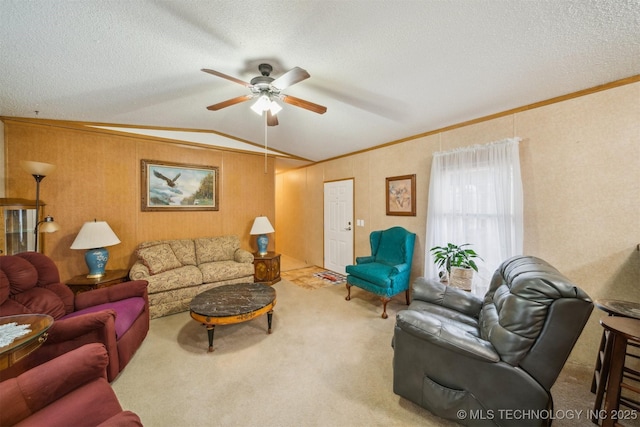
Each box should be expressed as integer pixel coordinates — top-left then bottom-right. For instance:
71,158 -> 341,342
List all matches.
271,67 -> 310,90
281,95 -> 327,114
201,68 -> 252,88
206,95 -> 253,111
267,110 -> 279,127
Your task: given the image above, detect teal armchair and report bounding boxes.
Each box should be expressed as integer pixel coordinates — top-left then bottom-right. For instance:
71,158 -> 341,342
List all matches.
345,226 -> 416,318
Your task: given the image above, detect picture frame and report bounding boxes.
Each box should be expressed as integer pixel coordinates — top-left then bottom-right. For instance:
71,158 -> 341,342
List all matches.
386,174 -> 416,216
141,160 -> 219,211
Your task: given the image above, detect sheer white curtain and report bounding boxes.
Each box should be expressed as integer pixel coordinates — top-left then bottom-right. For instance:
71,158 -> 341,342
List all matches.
424,138 -> 523,295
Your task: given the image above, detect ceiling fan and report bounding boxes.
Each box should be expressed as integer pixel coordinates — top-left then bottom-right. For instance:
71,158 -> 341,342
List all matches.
202,63 -> 327,126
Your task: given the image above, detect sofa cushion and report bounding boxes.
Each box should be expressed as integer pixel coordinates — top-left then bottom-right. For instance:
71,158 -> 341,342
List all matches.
195,236 -> 239,264
10,287 -> 67,319
168,239 -> 197,266
199,260 -> 254,283
137,244 -> 182,275
62,297 -> 146,338
16,252 -> 61,286
144,265 -> 203,294
346,262 -> 394,287
0,271 -> 9,305
2,255 -> 38,294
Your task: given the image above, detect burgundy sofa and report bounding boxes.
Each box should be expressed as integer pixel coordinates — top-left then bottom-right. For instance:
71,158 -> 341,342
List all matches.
0,343 -> 142,426
0,252 -> 149,382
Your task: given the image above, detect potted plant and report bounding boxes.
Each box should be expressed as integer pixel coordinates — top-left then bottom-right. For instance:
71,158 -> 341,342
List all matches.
430,243 -> 482,290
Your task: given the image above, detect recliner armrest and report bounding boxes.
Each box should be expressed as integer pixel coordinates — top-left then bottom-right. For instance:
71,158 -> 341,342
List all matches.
0,343 -> 109,426
47,310 -> 116,343
75,280 -> 148,310
396,310 -> 499,362
97,411 -> 143,427
412,276 -> 482,317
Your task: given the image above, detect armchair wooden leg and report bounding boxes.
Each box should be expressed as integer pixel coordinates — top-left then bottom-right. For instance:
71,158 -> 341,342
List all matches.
381,297 -> 390,319
345,283 -> 351,301
405,289 -> 410,305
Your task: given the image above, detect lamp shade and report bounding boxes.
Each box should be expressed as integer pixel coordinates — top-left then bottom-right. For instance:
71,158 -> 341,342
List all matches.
250,95 -> 271,115
20,160 -> 56,177
70,221 -> 121,250
250,216 -> 275,235
39,216 -> 61,233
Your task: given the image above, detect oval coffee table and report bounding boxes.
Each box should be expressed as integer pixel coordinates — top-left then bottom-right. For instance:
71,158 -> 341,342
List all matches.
190,282 -> 276,352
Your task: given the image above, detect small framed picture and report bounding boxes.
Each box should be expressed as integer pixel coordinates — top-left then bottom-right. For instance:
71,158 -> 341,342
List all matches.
386,174 -> 416,216
141,160 -> 219,211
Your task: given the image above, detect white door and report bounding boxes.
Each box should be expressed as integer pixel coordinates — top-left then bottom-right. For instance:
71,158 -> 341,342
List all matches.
324,179 -> 354,274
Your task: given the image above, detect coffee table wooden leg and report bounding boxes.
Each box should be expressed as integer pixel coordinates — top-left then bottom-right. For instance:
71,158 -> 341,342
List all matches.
207,325 -> 215,352
267,310 -> 273,334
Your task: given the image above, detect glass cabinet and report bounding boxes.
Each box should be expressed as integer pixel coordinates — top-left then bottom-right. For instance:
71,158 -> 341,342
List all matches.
0,198 -> 39,255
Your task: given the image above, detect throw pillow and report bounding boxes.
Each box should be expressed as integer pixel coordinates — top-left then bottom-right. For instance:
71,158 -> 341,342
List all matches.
137,244 -> 182,275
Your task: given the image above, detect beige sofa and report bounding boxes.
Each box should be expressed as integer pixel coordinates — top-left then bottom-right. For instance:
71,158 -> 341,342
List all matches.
129,236 -> 254,319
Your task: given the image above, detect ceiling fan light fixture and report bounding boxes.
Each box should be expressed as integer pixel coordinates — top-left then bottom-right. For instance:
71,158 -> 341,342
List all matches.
269,100 -> 282,115
251,94 -> 271,115
203,63 -> 326,124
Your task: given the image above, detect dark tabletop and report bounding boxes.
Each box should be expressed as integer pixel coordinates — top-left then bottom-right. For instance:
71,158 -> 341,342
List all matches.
190,283 -> 276,317
595,299 -> 640,320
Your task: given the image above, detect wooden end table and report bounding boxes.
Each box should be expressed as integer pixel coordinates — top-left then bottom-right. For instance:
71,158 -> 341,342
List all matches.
66,269 -> 130,294
253,252 -> 281,286
591,299 -> 640,423
0,314 -> 54,370
190,283 -> 276,352
599,316 -> 640,427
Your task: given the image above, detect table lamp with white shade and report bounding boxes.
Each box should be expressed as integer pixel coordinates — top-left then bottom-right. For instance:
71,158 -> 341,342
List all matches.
250,216 -> 275,256
70,220 -> 121,278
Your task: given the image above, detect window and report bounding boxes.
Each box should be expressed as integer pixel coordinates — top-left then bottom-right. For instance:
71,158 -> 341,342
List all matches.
425,138 -> 523,295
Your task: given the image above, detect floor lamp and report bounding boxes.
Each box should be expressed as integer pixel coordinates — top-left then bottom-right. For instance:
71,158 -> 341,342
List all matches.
20,160 -> 60,252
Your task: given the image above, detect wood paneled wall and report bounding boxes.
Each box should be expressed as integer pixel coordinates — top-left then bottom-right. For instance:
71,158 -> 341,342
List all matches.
3,119 -> 275,282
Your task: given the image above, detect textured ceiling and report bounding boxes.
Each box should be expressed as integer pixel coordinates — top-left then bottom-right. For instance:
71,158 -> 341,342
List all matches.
1,0 -> 639,169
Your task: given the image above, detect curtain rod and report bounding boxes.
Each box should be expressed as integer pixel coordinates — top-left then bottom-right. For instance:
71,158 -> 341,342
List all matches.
433,137 -> 521,156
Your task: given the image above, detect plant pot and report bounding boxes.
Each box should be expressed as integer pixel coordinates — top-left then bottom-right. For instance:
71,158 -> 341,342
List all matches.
439,270 -> 449,283
449,266 -> 473,291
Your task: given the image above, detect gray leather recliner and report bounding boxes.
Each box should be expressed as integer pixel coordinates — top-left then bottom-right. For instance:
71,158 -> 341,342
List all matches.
393,256 -> 593,426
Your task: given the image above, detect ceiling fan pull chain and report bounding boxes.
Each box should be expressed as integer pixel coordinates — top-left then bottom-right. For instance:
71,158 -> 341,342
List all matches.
264,112 -> 268,174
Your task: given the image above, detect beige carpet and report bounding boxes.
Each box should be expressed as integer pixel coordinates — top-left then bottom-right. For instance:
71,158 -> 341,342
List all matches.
111,276 -> 613,427
281,266 -> 346,290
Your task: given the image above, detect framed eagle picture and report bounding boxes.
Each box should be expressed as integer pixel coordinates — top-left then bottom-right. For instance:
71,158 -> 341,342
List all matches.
141,160 -> 219,211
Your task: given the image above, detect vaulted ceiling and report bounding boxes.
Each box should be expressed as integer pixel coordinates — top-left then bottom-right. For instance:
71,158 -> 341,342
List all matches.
1,1 -> 639,170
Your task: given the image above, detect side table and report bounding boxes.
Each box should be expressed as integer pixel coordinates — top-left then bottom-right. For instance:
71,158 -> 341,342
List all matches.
253,252 -> 281,286
591,299 -> 640,423
0,314 -> 54,370
599,316 -> 640,427
66,269 -> 130,295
